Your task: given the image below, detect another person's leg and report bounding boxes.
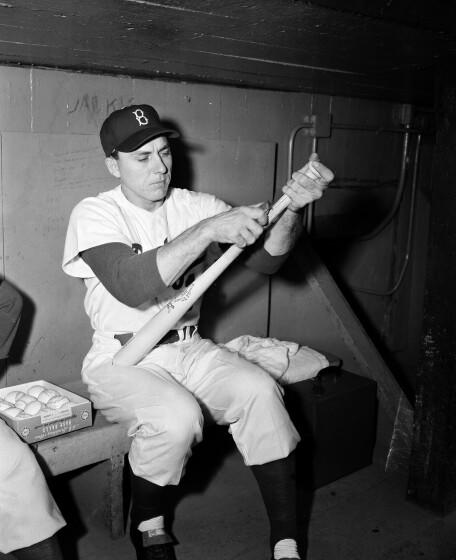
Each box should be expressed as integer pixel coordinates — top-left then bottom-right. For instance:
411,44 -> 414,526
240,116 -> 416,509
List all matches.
0,420 -> 65,560
179,337 -> 301,560
84,359 -> 204,560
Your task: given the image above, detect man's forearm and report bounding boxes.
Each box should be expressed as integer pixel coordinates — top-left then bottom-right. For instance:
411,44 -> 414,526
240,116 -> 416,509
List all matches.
263,207 -> 304,256
81,221 -> 215,308
156,218 -> 214,285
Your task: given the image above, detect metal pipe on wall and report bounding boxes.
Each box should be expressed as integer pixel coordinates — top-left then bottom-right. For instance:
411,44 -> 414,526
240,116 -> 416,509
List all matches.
353,133 -> 422,296
287,123 -> 312,179
286,116 -> 424,297
356,125 -> 411,241
306,136 -> 319,234
286,119 -> 416,237
287,123 -> 318,234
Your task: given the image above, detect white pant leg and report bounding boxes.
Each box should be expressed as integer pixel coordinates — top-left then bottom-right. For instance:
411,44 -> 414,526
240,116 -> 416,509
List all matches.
0,420 -> 66,554
151,336 -> 301,466
83,359 -> 204,486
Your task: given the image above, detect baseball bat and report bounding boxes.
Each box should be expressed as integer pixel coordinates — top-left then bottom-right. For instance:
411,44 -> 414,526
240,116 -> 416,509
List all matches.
113,193 -> 291,366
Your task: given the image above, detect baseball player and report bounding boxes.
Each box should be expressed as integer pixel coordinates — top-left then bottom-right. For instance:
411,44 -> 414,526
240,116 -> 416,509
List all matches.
62,104 -> 334,560
0,279 -> 66,559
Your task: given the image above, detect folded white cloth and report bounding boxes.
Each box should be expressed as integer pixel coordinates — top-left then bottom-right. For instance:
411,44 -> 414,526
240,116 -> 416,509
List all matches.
223,335 -> 329,385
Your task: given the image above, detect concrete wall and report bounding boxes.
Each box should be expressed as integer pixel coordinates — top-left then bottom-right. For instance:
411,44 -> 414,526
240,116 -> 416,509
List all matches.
0,65 -> 430,394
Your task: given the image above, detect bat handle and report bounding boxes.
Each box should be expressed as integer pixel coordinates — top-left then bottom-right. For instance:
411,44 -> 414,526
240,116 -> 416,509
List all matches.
267,160 -> 321,223
220,194 -> 291,264
268,193 -> 291,224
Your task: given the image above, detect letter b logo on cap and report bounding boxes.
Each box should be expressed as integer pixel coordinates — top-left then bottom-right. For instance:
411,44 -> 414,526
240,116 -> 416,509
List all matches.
133,108 -> 148,126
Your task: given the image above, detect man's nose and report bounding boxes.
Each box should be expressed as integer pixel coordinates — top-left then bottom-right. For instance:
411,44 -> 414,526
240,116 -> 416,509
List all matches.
150,154 -> 167,173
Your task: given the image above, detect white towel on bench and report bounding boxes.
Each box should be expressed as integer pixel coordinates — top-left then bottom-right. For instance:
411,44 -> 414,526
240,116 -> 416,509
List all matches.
223,335 -> 330,385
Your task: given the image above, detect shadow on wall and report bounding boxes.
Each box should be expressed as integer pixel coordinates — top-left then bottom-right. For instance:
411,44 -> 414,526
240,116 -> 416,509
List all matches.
4,283 -> 35,369
162,117 -> 200,191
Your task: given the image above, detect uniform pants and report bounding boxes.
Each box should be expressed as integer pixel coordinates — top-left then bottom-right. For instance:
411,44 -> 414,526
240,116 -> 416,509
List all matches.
0,420 -> 66,554
82,333 -> 300,486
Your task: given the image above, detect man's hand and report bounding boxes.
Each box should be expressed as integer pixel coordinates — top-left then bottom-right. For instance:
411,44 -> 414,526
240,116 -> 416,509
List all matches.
204,203 -> 270,249
202,153 -> 334,249
282,153 -> 334,212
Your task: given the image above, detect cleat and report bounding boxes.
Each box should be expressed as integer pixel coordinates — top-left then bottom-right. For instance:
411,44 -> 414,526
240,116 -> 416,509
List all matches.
137,542 -> 177,560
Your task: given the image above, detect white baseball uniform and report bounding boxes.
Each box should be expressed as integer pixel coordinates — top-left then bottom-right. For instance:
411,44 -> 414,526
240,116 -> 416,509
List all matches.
62,186 -> 300,486
0,419 -> 66,553
0,280 -> 65,553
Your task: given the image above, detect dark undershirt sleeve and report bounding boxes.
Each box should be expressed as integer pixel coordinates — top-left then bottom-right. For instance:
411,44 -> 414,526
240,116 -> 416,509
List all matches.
81,243 -> 167,308
241,243 -> 290,275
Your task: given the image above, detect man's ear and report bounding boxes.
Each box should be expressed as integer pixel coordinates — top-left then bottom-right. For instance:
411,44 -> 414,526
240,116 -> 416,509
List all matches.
105,156 -> 120,178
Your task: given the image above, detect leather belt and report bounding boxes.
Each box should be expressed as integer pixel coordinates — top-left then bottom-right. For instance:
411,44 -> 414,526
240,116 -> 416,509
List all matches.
114,326 -> 197,347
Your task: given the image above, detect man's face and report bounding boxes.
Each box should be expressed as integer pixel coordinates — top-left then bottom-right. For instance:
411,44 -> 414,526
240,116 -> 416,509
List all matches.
106,136 -> 172,210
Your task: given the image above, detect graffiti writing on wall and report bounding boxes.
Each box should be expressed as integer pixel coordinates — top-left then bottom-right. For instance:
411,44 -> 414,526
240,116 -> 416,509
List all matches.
67,95 -> 135,122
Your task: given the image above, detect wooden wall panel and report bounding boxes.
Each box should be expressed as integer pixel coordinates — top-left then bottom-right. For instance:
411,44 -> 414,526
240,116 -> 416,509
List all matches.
269,254 -> 361,373
0,67 -> 31,133
2,133 -> 114,386
157,82 -> 223,141
191,139 -> 276,342
31,69 -> 135,135
1,130 -> 275,386
408,76 -> 456,513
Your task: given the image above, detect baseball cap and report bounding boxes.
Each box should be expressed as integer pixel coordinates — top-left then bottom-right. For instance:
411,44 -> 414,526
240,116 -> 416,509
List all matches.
100,104 -> 179,156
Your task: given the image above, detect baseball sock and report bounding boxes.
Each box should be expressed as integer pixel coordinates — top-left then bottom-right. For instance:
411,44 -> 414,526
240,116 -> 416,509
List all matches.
129,469 -> 173,547
10,534 -> 63,560
273,539 -> 300,559
250,450 -> 300,559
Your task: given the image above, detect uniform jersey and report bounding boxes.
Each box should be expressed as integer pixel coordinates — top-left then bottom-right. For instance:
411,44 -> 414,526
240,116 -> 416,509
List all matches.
62,185 -> 300,486
62,186 -> 230,335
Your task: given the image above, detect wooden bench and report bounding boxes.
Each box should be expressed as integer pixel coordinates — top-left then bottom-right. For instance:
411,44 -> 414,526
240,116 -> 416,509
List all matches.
28,351 -> 340,539
31,383 -> 131,539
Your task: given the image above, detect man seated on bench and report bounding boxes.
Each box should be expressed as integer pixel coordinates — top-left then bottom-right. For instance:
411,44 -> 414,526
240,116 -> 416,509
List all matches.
0,279 -> 66,560
62,104 -> 334,560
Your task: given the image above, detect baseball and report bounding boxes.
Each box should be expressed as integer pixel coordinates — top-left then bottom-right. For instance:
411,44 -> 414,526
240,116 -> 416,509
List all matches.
4,391 -> 25,404
47,396 -> 70,410
24,401 -> 43,415
38,389 -> 58,404
18,394 -> 35,405
3,407 -> 23,418
0,400 -> 11,411
27,385 -> 45,399
14,400 -> 28,410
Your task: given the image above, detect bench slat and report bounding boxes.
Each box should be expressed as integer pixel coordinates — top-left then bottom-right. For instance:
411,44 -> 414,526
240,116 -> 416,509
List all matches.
31,412 -> 130,475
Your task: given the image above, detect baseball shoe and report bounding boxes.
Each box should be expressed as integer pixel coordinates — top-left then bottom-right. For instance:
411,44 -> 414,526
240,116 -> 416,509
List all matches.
136,542 -> 177,560
132,528 -> 177,560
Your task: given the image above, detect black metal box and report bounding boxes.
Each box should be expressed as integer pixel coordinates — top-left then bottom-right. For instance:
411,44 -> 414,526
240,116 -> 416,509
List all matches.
285,369 -> 378,488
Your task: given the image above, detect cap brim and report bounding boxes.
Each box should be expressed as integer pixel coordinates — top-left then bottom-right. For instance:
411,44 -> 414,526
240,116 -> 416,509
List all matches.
116,126 -> 180,153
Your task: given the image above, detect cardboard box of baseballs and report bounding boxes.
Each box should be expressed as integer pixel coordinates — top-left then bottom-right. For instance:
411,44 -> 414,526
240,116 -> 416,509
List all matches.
0,380 -> 92,443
